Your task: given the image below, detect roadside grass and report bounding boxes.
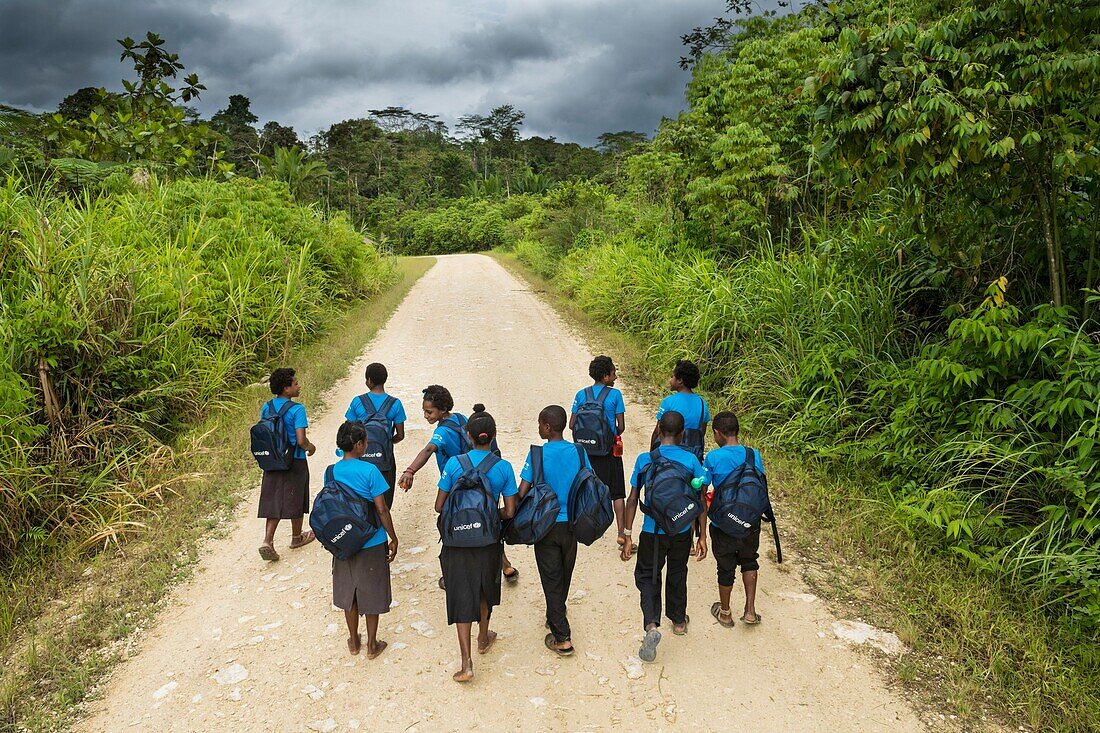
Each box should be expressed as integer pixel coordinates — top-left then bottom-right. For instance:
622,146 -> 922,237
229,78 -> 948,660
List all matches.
0,256 -> 435,733
492,251 -> 1097,733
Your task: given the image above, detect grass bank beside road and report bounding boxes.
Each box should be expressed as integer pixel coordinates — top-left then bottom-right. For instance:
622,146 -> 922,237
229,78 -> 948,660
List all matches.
0,256 -> 435,732
492,250 -> 1099,733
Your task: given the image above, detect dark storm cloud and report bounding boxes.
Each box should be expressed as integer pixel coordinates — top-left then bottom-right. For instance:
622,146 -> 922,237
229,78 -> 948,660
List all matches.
0,0 -> 785,145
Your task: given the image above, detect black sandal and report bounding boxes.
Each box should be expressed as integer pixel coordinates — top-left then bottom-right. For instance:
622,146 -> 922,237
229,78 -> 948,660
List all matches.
503,567 -> 519,584
544,633 -> 574,657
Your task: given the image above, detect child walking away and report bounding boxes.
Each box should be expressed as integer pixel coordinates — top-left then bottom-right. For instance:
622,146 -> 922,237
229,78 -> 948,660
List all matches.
315,421 -> 399,658
570,356 -> 628,548
622,411 -> 707,662
344,362 -> 406,507
650,360 -> 710,461
516,405 -> 592,657
705,411 -> 781,628
435,406 -> 518,682
256,368 -> 317,561
399,386 -> 519,586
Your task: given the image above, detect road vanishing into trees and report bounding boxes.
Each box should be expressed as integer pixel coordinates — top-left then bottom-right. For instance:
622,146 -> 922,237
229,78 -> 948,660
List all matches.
78,255 -> 930,732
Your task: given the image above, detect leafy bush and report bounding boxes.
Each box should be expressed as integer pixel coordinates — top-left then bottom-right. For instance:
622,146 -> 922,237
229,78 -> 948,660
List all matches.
388,198 -> 508,254
0,175 -> 393,560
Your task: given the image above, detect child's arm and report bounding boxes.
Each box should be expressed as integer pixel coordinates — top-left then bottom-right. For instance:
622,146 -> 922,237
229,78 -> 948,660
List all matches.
373,495 -> 399,562
392,422 -> 405,445
500,493 -> 517,521
615,413 -> 625,436
621,485 -> 640,562
517,479 -> 532,499
398,443 -> 437,490
695,506 -> 708,561
433,489 -> 449,513
295,428 -> 317,456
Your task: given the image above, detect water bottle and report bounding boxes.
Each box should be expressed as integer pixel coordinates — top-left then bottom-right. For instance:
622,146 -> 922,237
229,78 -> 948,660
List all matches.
691,477 -> 704,490
612,434 -> 624,458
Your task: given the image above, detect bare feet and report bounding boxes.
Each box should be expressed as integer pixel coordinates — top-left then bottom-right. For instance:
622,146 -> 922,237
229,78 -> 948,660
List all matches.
367,640 -> 387,659
347,634 -> 361,656
477,630 -> 498,654
452,660 -> 474,683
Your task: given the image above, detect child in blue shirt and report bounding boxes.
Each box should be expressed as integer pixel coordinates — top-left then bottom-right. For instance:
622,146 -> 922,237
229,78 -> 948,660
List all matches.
257,368 -> 317,562
569,355 -> 628,548
651,359 -> 711,461
518,405 -> 592,657
623,411 -> 708,663
435,407 -> 518,683
344,362 -> 407,506
399,386 -> 519,585
704,411 -> 766,627
329,421 -> 399,658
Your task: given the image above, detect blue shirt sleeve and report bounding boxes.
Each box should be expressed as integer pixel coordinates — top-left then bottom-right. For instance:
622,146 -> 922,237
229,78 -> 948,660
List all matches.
438,456 -> 459,492
291,403 -> 308,429
389,398 -> 407,425
519,450 -> 533,483
430,426 -> 447,448
703,453 -> 717,486
497,460 -> 519,498
630,453 -> 650,488
701,397 -> 711,424
690,454 -> 707,487
344,399 -> 360,421
570,390 -> 583,414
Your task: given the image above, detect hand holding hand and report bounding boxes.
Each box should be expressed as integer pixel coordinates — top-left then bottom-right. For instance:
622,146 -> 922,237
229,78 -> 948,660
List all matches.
620,536 -> 633,562
398,470 -> 414,491
695,537 -> 708,561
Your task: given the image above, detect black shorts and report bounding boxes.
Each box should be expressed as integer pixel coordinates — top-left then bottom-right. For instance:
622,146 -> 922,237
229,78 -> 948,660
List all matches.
588,452 -> 626,501
710,525 -> 760,586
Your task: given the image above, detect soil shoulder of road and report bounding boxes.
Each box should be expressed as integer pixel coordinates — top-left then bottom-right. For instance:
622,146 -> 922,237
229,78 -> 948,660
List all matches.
72,253 -> 949,733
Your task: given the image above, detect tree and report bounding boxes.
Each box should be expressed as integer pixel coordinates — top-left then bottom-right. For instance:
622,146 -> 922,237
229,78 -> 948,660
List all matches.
259,121 -> 300,157
211,94 -> 260,173
812,0 -> 1100,308
596,131 -> 649,155
368,107 -> 447,136
258,145 -> 330,198
57,87 -> 110,120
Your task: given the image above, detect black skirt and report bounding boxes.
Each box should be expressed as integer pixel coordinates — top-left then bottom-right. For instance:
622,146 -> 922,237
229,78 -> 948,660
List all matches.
332,543 -> 393,615
439,544 -> 502,625
589,452 -> 626,500
257,458 -> 309,518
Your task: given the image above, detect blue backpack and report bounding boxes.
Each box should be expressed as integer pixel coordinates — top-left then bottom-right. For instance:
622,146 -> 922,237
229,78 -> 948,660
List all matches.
708,448 -> 783,562
438,453 -> 502,548
250,399 -> 295,471
440,414 -> 501,458
358,394 -> 397,471
310,466 -> 381,560
568,454 -> 615,545
504,444 -> 561,546
639,448 -> 704,536
649,396 -> 707,460
571,387 -> 614,457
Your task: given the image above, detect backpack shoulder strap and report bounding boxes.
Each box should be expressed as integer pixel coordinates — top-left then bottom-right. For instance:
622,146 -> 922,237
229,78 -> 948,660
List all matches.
276,399 -> 295,418
575,443 -> 587,467
477,452 -> 501,476
380,395 -> 397,416
324,465 -> 335,487
697,395 -> 706,428
744,447 -> 755,469
456,453 -> 474,475
595,386 -> 612,405
358,393 -> 378,416
584,386 -> 596,403
530,445 -> 545,485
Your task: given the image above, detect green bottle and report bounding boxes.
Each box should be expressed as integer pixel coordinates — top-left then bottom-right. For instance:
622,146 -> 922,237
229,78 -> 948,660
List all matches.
691,477 -> 704,490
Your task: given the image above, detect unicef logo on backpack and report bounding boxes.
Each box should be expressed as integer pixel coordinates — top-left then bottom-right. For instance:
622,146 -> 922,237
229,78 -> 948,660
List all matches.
453,522 -> 483,532
330,523 -> 355,543
671,502 -> 697,523
576,438 -> 596,445
725,511 -> 752,529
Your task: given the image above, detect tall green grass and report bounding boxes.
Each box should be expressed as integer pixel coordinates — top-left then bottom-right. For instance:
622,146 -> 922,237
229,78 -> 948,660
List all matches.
0,174 -> 394,564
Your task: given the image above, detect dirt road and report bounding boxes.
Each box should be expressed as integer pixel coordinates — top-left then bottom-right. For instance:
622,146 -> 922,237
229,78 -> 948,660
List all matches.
78,254 -> 928,732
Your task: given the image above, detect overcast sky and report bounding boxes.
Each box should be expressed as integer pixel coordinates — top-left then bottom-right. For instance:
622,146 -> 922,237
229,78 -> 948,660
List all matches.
0,0 -> 787,146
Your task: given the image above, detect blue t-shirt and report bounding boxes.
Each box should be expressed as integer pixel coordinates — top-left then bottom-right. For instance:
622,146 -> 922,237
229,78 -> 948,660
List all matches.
571,384 -> 626,435
344,392 -> 407,431
430,413 -> 468,473
519,441 -> 592,523
330,459 -> 389,549
262,397 -> 309,460
704,445 -> 766,489
438,449 -> 519,501
655,392 -> 711,431
630,445 -> 706,535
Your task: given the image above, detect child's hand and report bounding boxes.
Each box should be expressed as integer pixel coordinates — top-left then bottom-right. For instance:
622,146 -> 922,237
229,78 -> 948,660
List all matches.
620,537 -> 633,561
387,538 -> 399,562
306,444 -> 317,456
695,537 -> 708,561
398,470 -> 414,491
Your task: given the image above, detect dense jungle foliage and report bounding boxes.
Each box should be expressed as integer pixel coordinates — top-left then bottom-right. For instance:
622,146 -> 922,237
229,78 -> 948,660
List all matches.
0,35 -> 394,569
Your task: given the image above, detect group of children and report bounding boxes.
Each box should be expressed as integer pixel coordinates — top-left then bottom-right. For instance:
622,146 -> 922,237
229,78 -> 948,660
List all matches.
254,357 -> 770,682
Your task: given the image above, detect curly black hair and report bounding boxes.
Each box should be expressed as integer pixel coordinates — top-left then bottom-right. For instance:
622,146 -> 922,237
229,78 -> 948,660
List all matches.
589,355 -> 615,381
336,420 -> 367,451
539,405 -> 567,433
269,367 -> 296,395
365,362 -> 388,386
712,411 -> 740,438
422,384 -> 454,412
657,410 -> 685,437
673,359 -> 701,389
